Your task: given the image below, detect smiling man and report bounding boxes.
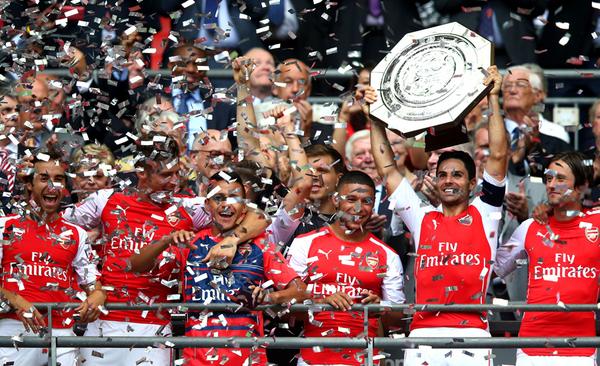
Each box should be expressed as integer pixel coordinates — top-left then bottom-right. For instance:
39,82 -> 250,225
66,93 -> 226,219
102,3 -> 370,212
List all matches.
129,171 -> 308,366
0,151 -> 105,365
370,66 -> 508,366
495,152 -> 600,366
287,171 -> 405,365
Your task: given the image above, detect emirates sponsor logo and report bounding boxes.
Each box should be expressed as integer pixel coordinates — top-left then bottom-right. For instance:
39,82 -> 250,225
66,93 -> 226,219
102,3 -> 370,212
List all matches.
9,253 -> 69,282
533,265 -> 598,280
585,226 -> 599,243
109,227 -> 156,252
419,252 -> 482,268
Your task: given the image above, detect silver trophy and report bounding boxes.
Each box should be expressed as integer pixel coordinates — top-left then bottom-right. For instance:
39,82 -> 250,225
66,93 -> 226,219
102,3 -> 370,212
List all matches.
370,22 -> 493,150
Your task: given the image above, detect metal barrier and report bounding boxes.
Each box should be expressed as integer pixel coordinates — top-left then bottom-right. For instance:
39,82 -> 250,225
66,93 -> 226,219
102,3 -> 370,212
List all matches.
38,68 -> 600,108
40,68 -> 600,79
2,302 -> 600,366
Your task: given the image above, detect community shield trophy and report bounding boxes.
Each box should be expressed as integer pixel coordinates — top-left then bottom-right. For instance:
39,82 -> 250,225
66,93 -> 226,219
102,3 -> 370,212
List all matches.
369,22 -> 494,151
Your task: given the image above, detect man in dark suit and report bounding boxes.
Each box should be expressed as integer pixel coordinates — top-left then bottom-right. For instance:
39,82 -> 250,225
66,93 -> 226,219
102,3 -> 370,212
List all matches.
434,0 -> 545,66
167,44 -> 236,149
502,65 -> 571,177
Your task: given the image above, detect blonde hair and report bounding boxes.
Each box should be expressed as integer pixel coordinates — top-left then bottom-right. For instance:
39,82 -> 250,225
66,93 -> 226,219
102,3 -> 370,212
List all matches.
589,99 -> 600,125
71,144 -> 115,169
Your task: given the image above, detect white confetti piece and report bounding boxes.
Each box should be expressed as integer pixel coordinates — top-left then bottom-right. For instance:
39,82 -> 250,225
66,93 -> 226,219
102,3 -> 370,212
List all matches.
256,26 -> 269,34
325,47 -> 338,55
479,267 -> 489,280
124,25 -> 138,35
530,176 -> 543,184
64,8 -> 79,17
492,298 -> 508,306
283,106 -> 297,116
306,256 -> 319,264
129,75 -> 143,84
488,211 -> 502,221
338,327 -> 350,334
579,221 -> 592,229
558,33 -> 571,46
543,274 -> 559,282
206,185 -> 221,199
36,153 -> 50,161
181,0 -> 195,8
261,280 -> 274,289
164,205 -> 178,216
194,273 -> 208,282
151,214 -> 165,221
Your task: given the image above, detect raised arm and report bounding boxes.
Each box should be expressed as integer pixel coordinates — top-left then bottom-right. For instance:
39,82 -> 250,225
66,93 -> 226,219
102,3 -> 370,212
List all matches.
484,66 -> 509,182
358,86 -> 405,194
233,57 -> 271,168
278,114 -> 311,219
370,119 -> 404,194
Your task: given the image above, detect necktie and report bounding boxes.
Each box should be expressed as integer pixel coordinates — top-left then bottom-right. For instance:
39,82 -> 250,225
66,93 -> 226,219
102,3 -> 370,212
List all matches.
478,5 -> 495,42
268,1 -> 285,27
510,127 -> 521,152
204,0 -> 219,32
177,94 -> 192,115
0,149 -> 15,192
176,90 -> 202,115
368,0 -> 382,17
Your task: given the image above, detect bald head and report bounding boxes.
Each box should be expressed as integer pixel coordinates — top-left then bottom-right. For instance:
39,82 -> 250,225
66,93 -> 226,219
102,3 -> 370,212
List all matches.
273,58 -> 311,101
191,129 -> 233,179
244,48 -> 275,98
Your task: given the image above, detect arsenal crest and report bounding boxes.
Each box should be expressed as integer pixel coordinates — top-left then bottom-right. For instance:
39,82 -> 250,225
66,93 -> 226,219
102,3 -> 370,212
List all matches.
365,254 -> 379,269
237,243 -> 252,256
167,214 -> 180,227
458,214 -> 473,226
585,226 -> 599,243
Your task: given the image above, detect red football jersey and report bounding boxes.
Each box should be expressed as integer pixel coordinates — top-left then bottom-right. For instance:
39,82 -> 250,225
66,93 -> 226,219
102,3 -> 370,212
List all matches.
63,189 -> 211,325
287,226 -> 404,365
495,210 -> 600,357
390,173 -> 504,331
0,214 -> 98,328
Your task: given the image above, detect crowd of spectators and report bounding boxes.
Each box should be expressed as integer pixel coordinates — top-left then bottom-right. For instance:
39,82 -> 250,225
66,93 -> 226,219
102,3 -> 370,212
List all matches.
0,1 -> 600,366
